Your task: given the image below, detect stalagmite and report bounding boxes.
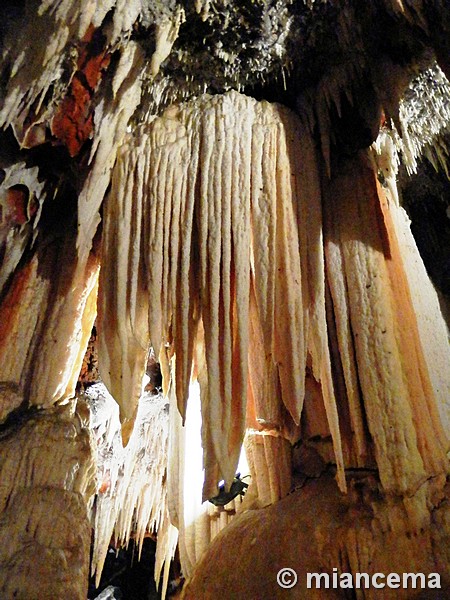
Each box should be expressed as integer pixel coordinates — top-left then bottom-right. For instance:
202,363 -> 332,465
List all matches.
0,399 -> 96,599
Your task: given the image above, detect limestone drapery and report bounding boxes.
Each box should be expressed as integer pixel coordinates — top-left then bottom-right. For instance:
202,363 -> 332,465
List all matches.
0,0 -> 450,598
180,149 -> 450,600
95,92 -> 449,587
0,90 -> 449,597
98,91 -> 345,498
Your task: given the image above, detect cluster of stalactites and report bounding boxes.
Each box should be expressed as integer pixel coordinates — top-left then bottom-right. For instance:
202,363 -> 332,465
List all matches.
398,63 -> 450,175
86,383 -> 177,599
97,90 -> 346,499
96,90 -> 450,587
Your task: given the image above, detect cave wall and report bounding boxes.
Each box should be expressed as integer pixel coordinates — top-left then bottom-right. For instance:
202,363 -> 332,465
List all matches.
0,400 -> 95,599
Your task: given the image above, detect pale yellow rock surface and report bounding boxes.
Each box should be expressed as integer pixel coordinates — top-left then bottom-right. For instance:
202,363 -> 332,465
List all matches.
0,400 -> 95,600
182,475 -> 450,600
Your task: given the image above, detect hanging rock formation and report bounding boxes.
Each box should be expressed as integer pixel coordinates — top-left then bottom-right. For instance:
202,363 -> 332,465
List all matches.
0,1 -> 449,599
98,92 -> 345,495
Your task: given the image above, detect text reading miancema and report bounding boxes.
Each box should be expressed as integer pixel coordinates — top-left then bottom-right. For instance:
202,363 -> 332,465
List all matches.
276,568 -> 441,590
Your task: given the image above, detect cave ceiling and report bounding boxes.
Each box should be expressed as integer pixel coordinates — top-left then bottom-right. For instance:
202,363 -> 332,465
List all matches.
0,1 -> 449,152
0,1 -> 448,318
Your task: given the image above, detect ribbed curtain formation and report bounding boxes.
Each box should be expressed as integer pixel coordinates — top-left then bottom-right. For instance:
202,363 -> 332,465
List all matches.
97,91 -> 345,498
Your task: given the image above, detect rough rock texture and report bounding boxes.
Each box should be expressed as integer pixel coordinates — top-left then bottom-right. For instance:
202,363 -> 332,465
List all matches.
0,399 -> 96,599
179,148 -> 450,596
181,474 -> 450,600
0,1 -> 449,598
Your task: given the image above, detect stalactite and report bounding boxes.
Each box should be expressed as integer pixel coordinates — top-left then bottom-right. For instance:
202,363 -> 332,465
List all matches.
87,382 -> 177,599
399,64 -> 450,174
99,91 -> 346,499
150,7 -> 185,78
324,241 -> 373,468
97,121 -> 149,430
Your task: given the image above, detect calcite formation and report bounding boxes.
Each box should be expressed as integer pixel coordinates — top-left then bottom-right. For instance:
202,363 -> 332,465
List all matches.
0,400 -> 95,600
181,474 -> 450,600
95,92 -> 450,590
0,1 -> 449,599
180,145 -> 450,598
98,92 -> 346,498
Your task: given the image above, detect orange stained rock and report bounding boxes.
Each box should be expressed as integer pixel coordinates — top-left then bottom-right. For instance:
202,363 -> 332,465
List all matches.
51,27 -> 111,157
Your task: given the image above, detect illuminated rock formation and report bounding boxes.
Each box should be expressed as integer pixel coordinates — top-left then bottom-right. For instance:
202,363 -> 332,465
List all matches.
0,1 -> 449,598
